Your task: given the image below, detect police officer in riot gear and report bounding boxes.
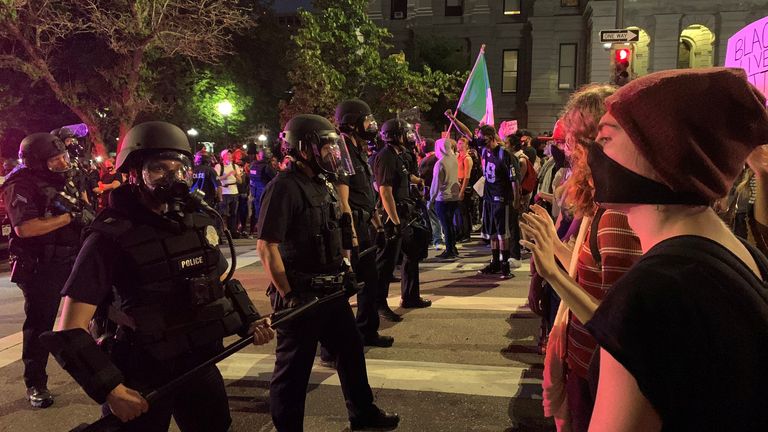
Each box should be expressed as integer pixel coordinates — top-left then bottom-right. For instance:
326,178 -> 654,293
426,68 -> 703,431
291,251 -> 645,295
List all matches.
334,99 -> 393,347
257,114 -> 399,431
1,132 -> 93,408
374,119 -> 431,317
43,121 -> 274,431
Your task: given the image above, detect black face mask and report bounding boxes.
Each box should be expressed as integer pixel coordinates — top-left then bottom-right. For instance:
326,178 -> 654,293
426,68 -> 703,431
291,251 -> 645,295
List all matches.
550,145 -> 568,168
587,143 -> 708,206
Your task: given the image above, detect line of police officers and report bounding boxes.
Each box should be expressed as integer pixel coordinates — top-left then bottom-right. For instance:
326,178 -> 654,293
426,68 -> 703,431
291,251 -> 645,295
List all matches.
3,99 -> 432,430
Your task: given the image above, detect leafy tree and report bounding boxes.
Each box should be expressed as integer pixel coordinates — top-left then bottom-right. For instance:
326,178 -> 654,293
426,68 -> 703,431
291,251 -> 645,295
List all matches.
0,0 -> 251,155
280,0 -> 465,126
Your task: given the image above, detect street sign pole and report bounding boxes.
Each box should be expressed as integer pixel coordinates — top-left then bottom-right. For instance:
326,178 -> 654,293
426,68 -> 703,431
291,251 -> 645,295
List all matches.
616,0 -> 624,29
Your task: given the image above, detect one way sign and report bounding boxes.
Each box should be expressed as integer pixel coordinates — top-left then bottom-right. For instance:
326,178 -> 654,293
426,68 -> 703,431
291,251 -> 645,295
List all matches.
600,29 -> 639,43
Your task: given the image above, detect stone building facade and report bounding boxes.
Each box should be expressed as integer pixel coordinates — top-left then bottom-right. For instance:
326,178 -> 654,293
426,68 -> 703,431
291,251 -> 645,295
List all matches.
368,0 -> 768,132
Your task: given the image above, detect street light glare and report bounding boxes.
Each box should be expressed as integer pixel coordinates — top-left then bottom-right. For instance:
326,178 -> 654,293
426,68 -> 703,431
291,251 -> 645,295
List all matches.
258,134 -> 267,142
217,100 -> 234,116
187,128 -> 198,136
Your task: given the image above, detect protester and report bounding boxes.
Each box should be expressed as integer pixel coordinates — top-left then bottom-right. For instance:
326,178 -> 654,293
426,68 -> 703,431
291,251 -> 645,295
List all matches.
527,68 -> 768,431
455,136 -> 474,242
95,159 -> 121,210
430,138 -> 461,259
520,83 -> 642,432
215,149 -> 242,233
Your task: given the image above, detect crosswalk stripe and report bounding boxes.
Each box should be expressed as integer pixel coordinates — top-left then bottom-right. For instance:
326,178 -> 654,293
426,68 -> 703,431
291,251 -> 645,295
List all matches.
218,352 -> 542,399
385,295 -> 533,313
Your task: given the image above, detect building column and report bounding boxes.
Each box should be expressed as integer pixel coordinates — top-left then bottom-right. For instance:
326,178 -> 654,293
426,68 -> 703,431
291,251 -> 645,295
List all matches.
651,14 -> 682,72
717,11 -> 749,66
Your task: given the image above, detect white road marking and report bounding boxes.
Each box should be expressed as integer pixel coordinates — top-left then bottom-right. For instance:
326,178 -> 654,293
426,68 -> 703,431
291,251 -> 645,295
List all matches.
218,353 -> 542,399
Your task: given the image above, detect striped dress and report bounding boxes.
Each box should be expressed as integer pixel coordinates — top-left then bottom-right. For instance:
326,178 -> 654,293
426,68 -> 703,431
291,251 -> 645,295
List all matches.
566,209 -> 642,378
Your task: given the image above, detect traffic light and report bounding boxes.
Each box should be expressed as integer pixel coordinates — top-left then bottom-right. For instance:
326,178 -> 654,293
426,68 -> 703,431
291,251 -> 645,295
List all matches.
612,48 -> 632,86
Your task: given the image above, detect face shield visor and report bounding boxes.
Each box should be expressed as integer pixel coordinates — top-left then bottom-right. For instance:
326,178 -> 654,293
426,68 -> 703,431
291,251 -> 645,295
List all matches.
46,152 -> 72,173
361,114 -> 379,139
141,151 -> 193,204
312,131 -> 356,177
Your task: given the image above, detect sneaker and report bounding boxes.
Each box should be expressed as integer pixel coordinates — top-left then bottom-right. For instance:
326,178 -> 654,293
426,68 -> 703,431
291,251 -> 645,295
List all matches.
350,406 -> 400,431
26,387 -> 53,408
500,261 -> 514,279
400,297 -> 432,308
363,333 -> 395,348
434,243 -> 445,251
509,258 -> 522,269
478,261 -> 501,275
378,306 -> 403,322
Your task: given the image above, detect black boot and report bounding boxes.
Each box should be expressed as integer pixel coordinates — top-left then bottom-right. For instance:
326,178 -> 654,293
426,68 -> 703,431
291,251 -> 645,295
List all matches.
350,406 -> 400,431
377,305 -> 403,322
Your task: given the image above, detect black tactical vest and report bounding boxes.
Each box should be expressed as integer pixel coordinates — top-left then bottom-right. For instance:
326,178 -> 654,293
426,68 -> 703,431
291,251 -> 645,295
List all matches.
2,167 -> 81,260
277,171 -> 343,278
90,206 -> 241,361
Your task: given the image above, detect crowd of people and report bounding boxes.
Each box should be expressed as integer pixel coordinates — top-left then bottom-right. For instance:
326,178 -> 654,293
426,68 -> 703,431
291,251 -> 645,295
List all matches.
2,65 -> 768,432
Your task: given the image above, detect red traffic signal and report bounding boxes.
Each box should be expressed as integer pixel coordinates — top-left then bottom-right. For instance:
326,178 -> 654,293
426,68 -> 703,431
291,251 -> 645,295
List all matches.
615,48 -> 630,62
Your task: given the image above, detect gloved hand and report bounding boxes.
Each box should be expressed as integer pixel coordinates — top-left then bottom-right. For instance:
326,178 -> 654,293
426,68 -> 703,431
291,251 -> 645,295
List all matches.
375,229 -> 387,249
343,271 -> 364,298
70,207 -> 96,227
282,291 -> 317,309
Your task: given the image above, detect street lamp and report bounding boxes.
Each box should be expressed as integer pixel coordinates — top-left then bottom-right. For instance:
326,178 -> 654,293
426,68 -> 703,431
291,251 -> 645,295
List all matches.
187,128 -> 198,137
216,100 -> 233,147
216,101 -> 233,117
258,134 -> 267,143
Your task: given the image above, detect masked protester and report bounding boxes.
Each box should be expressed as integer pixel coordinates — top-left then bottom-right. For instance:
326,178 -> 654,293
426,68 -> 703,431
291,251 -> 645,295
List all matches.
529,68 -> 768,431
0,133 -> 93,408
257,114 -> 399,431
44,121 -> 274,431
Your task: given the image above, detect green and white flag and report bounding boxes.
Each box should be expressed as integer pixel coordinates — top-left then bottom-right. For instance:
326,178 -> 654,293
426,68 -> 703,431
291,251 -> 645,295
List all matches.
457,46 -> 494,126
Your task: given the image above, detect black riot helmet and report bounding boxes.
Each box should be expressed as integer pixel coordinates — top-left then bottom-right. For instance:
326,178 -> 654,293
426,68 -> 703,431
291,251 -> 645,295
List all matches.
334,99 -> 378,141
116,121 -> 195,215
19,133 -> 70,173
379,118 -> 415,145
116,121 -> 192,173
279,114 -> 355,178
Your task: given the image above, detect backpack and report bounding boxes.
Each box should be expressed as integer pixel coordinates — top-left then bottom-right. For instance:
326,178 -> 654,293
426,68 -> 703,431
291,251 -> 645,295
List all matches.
519,153 -> 537,195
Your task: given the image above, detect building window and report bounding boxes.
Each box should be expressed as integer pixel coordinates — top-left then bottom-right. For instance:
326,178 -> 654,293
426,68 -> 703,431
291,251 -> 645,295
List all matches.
503,0 -> 521,15
445,0 -> 463,16
558,44 -> 577,90
391,0 -> 407,20
502,50 -> 518,93
561,0 -> 579,7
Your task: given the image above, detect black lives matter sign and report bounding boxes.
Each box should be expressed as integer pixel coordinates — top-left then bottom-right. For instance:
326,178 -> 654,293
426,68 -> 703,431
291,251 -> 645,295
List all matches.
726,16 -> 768,100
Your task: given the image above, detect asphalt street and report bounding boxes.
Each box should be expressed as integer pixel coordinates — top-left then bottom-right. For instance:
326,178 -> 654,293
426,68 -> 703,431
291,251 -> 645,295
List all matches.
0,236 -> 555,432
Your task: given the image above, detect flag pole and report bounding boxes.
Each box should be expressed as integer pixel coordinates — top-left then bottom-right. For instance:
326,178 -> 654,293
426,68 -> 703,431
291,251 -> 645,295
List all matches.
447,44 -> 486,137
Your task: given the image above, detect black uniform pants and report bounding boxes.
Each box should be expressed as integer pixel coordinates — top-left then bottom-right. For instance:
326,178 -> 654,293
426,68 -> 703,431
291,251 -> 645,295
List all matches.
18,260 -> 71,389
375,222 -> 421,306
270,293 -> 376,432
455,189 -> 473,240
105,341 -> 231,432
351,209 -> 381,338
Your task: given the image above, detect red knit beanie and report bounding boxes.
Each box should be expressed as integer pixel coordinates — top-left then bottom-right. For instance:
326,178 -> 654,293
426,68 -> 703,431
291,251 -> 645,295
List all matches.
605,67 -> 768,201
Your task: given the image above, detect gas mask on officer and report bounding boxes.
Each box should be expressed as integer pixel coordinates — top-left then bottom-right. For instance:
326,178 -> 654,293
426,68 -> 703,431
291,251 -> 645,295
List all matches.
305,132 -> 356,179
359,115 -> 379,141
141,151 -> 194,215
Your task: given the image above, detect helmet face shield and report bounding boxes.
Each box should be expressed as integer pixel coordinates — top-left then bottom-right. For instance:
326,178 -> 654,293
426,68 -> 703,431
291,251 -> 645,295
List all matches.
141,151 -> 193,191
46,152 -> 71,173
362,114 -> 378,136
313,131 -> 355,177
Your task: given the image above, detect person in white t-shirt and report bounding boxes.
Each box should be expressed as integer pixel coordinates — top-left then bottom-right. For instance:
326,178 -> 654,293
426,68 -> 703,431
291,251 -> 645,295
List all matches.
214,149 -> 242,234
